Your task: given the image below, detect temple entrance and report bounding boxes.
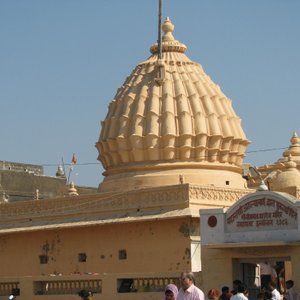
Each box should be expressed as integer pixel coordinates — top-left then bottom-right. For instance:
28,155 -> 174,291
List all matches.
235,257 -> 291,300
200,190 -> 300,296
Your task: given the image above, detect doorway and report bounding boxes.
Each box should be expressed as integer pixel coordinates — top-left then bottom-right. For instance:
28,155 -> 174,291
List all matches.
234,257 -> 291,300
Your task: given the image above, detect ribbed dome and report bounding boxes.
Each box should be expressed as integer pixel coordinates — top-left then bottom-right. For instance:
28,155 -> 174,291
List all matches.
96,18 -> 250,192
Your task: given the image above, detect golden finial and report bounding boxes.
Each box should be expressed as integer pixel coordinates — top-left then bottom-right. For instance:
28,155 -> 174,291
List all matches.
290,132 -> 300,145
68,182 -> 79,196
162,17 -> 175,41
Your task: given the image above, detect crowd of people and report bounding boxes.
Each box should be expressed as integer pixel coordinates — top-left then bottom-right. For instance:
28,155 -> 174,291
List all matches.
162,273 -> 296,300
76,272 -> 295,300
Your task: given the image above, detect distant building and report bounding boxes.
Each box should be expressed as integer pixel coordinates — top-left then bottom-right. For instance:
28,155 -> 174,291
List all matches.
0,160 -> 97,202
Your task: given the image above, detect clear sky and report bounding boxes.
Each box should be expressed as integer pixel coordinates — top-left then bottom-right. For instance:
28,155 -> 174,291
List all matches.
0,1 -> 299,188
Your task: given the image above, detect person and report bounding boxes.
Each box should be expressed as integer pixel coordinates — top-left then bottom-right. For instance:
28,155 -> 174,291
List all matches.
230,283 -> 248,300
220,286 -> 232,300
177,272 -> 205,300
264,291 -> 273,300
259,262 -> 277,291
284,280 -> 295,300
163,283 -> 179,300
78,289 -> 93,300
208,288 -> 220,300
231,280 -> 242,295
268,281 -> 280,300
276,262 -> 285,294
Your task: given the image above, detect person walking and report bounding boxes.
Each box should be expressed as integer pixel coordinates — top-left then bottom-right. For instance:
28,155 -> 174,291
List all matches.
163,283 -> 179,300
177,272 -> 205,300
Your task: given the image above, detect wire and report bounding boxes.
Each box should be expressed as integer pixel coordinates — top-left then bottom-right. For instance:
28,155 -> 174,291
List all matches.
38,146 -> 288,168
42,162 -> 101,167
245,147 -> 286,154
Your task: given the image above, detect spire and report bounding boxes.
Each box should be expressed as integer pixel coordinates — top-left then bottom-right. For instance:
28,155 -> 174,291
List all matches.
290,131 -> 300,145
162,17 -> 175,41
282,131 -> 300,160
150,18 -> 187,54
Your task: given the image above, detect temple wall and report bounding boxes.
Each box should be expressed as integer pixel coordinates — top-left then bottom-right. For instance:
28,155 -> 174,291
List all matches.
0,218 -> 195,277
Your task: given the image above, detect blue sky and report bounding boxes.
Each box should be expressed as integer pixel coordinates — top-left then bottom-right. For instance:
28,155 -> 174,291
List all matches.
0,1 -> 299,187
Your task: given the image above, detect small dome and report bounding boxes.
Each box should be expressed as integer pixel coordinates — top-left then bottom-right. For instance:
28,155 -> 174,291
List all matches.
282,132 -> 300,163
96,18 -> 250,192
68,182 -> 79,196
271,155 -> 300,190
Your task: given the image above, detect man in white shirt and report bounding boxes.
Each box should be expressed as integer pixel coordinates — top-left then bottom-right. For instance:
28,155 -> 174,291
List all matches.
177,272 -> 205,300
268,281 -> 281,300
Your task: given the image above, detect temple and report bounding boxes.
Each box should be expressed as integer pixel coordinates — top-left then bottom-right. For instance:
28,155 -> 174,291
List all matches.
0,11 -> 299,300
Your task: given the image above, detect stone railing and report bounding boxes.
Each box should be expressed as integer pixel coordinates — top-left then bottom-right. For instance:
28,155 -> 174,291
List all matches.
0,281 -> 19,297
0,273 -> 183,300
34,279 -> 101,295
118,276 -> 180,293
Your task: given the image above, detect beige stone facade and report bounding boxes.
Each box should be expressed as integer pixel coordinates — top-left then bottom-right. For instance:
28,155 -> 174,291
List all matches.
0,184 -> 250,299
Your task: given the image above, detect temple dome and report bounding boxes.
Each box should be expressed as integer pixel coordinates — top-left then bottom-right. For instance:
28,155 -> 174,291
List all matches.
271,155 -> 300,190
96,18 -> 250,192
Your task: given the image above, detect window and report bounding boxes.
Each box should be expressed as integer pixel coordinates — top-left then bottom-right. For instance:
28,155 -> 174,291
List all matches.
39,255 -> 48,264
78,253 -> 87,262
118,249 -> 127,260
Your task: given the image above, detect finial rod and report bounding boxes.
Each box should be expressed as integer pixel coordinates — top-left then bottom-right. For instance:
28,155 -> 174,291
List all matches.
158,0 -> 163,59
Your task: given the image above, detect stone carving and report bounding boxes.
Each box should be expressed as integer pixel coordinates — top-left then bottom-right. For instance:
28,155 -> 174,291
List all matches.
189,185 -> 251,203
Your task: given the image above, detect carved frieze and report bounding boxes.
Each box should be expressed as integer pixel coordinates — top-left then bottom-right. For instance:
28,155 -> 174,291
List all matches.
0,185 -> 189,223
189,185 -> 251,205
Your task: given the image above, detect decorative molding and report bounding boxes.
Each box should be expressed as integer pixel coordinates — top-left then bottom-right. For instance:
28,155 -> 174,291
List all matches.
0,185 -> 189,223
0,184 -> 251,227
189,185 -> 251,205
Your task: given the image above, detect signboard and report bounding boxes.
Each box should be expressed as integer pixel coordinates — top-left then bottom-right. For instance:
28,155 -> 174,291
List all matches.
226,197 -> 298,232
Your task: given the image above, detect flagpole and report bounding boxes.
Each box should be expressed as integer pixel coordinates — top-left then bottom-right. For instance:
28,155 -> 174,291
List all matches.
61,157 -> 67,179
158,0 -> 163,60
67,154 -> 77,184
